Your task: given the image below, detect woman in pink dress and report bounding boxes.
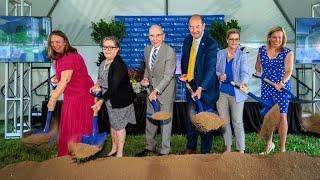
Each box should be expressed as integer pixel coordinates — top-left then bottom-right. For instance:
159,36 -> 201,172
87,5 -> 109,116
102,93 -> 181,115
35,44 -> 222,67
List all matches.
47,30 -> 94,156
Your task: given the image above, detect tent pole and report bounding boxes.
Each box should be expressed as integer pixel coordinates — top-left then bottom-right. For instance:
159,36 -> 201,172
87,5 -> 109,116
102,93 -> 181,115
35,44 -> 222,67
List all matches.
273,0 -> 294,32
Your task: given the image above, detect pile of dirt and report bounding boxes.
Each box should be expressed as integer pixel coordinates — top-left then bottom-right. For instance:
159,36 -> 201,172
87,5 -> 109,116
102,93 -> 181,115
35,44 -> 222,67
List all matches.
1,152 -> 319,179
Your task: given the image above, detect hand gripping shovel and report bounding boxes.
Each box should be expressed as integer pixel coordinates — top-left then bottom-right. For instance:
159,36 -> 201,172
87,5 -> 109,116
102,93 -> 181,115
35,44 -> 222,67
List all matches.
229,81 -> 280,140
32,81 -> 57,134
22,83 -> 58,149
185,82 -> 224,132
145,85 -> 172,121
229,81 -> 273,116
68,91 -> 107,161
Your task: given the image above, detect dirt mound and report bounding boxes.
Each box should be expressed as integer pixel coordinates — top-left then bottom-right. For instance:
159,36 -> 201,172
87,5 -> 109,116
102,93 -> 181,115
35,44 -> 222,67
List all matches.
1,152 -> 319,180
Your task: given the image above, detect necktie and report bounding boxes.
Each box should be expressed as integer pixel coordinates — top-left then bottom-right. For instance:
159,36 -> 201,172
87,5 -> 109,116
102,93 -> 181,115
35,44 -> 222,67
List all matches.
187,39 -> 197,81
150,48 -> 158,69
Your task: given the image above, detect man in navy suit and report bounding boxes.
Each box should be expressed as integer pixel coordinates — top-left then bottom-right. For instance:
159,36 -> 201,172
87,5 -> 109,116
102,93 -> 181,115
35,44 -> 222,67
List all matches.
180,14 -> 219,154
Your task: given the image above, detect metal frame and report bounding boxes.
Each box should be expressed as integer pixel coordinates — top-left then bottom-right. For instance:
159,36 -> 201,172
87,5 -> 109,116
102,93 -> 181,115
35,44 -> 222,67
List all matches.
4,0 -> 32,139
310,3 -> 320,113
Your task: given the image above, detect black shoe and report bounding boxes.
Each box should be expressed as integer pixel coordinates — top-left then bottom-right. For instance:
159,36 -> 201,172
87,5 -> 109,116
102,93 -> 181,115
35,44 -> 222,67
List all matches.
135,149 -> 153,157
106,151 -> 117,157
218,126 -> 226,134
158,153 -> 167,156
94,150 -> 107,158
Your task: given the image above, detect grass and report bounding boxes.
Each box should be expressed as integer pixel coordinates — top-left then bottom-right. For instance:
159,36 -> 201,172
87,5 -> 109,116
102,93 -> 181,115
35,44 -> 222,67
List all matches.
0,132 -> 319,169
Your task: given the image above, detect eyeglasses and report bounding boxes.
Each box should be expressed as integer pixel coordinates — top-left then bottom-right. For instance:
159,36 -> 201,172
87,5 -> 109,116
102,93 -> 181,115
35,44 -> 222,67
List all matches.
149,33 -> 163,38
228,38 -> 240,42
102,46 -> 118,51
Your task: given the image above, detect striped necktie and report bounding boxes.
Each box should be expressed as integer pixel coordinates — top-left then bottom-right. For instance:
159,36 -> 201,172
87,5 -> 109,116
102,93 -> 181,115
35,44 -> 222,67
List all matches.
150,48 -> 158,69
187,39 -> 197,81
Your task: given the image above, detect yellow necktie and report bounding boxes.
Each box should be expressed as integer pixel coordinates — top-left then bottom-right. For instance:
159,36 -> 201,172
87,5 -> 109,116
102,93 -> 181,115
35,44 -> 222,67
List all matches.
187,39 -> 197,81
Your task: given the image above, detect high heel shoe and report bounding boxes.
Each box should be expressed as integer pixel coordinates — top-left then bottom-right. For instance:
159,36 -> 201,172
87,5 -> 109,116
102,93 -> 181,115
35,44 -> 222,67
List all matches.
260,142 -> 275,155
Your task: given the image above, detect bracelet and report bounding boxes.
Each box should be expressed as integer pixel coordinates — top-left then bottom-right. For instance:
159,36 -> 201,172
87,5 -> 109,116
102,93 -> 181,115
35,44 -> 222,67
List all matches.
280,80 -> 285,85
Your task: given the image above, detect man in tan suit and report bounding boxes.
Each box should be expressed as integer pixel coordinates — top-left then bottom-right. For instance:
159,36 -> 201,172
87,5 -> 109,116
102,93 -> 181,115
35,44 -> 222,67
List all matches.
136,24 -> 176,156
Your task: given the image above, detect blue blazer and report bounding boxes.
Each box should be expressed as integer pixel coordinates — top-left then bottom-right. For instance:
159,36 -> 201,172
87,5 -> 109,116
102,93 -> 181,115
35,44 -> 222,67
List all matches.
216,47 -> 249,103
181,33 -> 219,108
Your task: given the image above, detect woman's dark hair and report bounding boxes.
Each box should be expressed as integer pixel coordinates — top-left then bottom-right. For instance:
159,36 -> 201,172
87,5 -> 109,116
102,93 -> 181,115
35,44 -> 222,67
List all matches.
102,36 -> 121,53
97,36 -> 121,66
47,30 -> 77,60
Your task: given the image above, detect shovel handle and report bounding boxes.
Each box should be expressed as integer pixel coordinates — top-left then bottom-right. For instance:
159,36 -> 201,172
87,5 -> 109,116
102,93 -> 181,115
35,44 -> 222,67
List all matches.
93,109 -> 99,116
252,74 -> 293,95
185,82 -> 204,112
230,81 -> 272,107
230,81 -> 249,94
92,116 -> 98,137
194,96 -> 204,112
144,85 -> 160,112
47,99 -> 56,111
50,82 -> 57,90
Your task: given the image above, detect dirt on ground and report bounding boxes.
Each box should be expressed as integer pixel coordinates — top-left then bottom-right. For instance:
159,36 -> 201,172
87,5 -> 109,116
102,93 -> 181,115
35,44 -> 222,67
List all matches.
1,152 -> 319,180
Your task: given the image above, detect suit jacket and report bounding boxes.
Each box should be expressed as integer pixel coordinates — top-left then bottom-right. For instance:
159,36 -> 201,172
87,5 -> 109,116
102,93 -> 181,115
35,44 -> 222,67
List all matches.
181,33 -> 219,108
143,43 -> 176,105
102,55 -> 136,108
216,47 -> 249,103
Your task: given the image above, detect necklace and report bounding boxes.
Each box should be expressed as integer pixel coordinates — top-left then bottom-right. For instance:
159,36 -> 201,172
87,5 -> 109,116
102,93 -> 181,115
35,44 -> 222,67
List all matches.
227,50 -> 235,60
103,61 -> 111,70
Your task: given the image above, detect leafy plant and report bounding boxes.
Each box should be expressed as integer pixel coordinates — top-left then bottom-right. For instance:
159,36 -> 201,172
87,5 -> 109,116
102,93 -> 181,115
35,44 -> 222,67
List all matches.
209,19 -> 241,50
91,19 -> 126,66
90,19 -> 125,46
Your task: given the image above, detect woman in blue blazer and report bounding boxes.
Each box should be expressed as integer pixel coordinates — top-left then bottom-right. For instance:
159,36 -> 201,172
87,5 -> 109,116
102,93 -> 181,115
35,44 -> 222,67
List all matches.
216,28 -> 249,153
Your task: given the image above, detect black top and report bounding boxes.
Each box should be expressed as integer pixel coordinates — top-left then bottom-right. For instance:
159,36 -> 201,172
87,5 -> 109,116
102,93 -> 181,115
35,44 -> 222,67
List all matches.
102,55 -> 136,108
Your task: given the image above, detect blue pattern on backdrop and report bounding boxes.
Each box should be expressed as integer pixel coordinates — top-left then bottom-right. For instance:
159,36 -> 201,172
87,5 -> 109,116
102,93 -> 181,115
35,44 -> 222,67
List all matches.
115,15 -> 224,101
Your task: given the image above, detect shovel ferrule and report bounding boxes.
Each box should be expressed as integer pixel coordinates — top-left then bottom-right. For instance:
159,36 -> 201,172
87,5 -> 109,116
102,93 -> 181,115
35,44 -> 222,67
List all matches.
43,111 -> 53,133
151,100 -> 159,112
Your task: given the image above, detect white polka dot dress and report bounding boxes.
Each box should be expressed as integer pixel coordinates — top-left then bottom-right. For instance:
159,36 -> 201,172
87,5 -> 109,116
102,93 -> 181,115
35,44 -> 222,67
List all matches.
258,46 -> 291,113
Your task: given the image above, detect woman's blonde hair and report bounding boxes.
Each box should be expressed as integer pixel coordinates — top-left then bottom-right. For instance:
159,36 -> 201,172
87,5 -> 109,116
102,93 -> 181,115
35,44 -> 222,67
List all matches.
226,28 -> 240,40
267,26 -> 287,49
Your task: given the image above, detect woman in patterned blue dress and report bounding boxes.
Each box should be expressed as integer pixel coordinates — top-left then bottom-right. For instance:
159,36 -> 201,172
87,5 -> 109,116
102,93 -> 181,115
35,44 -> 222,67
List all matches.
255,26 -> 294,154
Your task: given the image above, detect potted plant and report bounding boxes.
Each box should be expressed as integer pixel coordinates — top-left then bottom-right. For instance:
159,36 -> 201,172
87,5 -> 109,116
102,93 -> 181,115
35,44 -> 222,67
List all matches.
90,19 -> 125,65
209,19 -> 241,50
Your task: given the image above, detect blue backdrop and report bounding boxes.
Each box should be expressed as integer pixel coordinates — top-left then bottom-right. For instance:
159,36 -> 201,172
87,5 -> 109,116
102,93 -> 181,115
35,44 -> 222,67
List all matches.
115,15 -> 224,101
